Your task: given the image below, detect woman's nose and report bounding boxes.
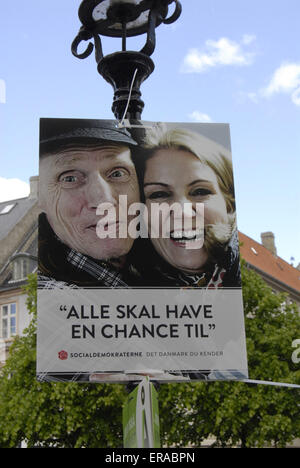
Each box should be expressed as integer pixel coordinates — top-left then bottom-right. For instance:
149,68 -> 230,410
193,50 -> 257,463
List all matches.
181,201 -> 196,217
86,175 -> 117,210
173,196 -> 196,217
170,196 -> 197,231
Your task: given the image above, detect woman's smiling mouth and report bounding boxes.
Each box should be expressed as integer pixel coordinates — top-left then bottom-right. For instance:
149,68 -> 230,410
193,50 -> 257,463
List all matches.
169,229 -> 204,248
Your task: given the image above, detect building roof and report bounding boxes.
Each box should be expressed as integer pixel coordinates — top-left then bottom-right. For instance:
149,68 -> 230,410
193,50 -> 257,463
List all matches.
0,234 -> 38,291
0,197 -> 37,241
239,231 -> 300,294
0,190 -> 38,292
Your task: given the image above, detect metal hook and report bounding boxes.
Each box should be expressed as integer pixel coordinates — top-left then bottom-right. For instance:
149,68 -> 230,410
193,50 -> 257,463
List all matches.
163,0 -> 182,25
71,29 -> 94,59
71,28 -> 104,63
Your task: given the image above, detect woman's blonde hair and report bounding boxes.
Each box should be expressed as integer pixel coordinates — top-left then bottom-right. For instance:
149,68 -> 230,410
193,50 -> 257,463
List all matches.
142,124 -> 237,259
143,123 -> 235,213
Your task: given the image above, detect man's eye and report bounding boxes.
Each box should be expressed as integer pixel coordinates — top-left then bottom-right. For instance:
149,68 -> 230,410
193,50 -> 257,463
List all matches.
58,172 -> 84,187
148,191 -> 171,200
61,175 -> 78,183
109,168 -> 129,179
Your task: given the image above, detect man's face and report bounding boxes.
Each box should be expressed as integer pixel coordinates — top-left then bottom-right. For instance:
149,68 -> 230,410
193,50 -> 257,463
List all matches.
39,145 -> 139,261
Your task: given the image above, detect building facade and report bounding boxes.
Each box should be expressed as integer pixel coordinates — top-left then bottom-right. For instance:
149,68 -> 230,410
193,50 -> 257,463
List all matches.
239,231 -> 300,310
0,177 -> 39,367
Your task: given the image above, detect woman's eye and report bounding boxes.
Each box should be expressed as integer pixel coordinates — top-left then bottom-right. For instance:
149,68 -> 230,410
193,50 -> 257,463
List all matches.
190,188 -> 212,197
147,191 -> 171,200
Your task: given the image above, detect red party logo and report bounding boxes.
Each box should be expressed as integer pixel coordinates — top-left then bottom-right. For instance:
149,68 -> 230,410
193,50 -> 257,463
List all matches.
58,350 -> 68,360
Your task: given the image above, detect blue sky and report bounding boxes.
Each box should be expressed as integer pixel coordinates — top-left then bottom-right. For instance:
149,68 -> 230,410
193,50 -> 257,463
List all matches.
0,0 -> 299,266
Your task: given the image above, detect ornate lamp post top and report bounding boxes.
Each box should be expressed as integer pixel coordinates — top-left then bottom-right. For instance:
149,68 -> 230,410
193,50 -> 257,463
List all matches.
71,0 -> 182,120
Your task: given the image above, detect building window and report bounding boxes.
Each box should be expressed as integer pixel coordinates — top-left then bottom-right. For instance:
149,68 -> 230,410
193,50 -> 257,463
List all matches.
12,258 -> 29,281
0,303 -> 17,339
0,203 -> 16,215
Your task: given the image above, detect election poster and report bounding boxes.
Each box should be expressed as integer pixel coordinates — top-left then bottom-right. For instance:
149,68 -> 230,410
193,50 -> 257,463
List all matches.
37,118 -> 248,383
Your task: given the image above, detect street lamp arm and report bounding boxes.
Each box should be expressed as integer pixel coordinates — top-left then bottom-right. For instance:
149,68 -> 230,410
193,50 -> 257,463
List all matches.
140,7 -> 156,56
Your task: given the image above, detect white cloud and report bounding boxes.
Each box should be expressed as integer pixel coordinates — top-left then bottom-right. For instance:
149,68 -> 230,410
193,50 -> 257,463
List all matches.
0,177 -> 30,202
291,87 -> 300,106
241,34 -> 256,46
237,62 -> 300,107
236,91 -> 259,104
181,36 -> 256,73
188,111 -> 212,123
246,92 -> 259,103
262,62 -> 300,105
0,79 -> 6,104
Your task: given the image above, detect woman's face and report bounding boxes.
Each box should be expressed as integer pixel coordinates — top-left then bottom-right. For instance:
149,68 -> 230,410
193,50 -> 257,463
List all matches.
143,148 -> 229,273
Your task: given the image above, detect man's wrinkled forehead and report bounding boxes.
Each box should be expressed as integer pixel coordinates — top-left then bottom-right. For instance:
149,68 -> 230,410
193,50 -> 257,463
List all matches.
45,144 -> 133,169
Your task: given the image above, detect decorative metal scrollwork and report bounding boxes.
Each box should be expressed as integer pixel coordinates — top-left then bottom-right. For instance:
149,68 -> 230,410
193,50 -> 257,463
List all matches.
71,0 -> 182,62
163,0 -> 182,25
71,27 -> 104,64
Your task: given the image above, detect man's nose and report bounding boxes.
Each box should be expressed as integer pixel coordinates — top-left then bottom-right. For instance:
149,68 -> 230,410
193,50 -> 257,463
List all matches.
86,175 -> 117,210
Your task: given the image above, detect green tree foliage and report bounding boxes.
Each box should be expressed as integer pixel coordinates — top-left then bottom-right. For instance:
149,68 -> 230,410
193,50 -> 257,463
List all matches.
0,275 -> 127,448
159,264 -> 300,448
0,267 -> 299,448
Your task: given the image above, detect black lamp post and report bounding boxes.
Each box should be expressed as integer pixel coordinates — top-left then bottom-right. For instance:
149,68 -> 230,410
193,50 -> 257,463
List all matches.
72,0 -> 182,121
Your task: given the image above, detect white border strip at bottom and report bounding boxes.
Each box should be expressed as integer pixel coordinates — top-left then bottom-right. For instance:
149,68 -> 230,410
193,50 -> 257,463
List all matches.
242,379 -> 300,389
